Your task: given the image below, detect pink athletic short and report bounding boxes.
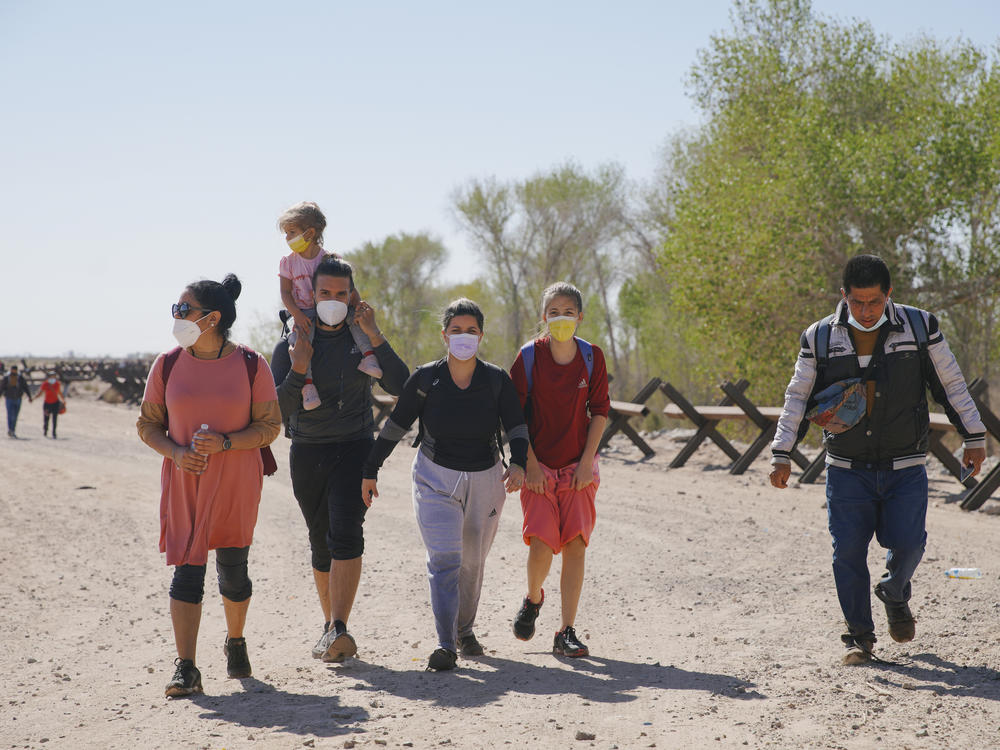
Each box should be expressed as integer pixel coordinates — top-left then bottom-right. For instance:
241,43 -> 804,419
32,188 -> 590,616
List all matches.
520,456 -> 599,553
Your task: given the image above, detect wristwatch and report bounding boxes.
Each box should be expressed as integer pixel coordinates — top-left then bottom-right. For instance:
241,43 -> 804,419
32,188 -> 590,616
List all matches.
222,434 -> 232,451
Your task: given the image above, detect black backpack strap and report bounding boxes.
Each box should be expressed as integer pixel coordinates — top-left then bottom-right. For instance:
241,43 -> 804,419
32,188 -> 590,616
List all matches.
901,305 -> 928,351
486,365 -> 507,468
813,319 -> 832,384
411,360 -> 445,448
900,304 -> 930,383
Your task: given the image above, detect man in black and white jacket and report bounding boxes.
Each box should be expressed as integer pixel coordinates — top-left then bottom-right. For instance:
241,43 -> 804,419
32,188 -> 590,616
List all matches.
769,254 -> 986,665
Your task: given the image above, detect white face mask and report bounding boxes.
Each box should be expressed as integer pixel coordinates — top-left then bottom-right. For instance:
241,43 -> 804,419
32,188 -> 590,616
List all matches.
847,312 -> 887,332
47,377 -> 57,384
447,333 -> 480,361
172,314 -> 209,348
316,299 -> 349,326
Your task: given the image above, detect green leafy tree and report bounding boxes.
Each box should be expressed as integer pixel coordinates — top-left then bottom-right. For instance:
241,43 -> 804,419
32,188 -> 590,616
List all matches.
453,162 -> 630,376
345,232 -> 448,370
645,0 -> 1000,399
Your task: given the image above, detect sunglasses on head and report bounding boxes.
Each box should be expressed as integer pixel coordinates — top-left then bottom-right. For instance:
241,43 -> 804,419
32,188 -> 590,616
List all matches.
172,302 -> 211,319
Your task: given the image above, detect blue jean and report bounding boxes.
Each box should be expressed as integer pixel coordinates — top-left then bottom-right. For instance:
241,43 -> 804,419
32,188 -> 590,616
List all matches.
826,465 -> 928,635
5,397 -> 21,433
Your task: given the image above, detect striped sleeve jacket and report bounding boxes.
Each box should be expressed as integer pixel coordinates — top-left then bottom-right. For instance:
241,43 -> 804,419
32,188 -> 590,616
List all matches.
771,299 -> 986,469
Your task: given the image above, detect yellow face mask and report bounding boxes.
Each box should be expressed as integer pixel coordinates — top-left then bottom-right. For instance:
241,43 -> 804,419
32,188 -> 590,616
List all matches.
547,316 -> 578,342
287,233 -> 310,254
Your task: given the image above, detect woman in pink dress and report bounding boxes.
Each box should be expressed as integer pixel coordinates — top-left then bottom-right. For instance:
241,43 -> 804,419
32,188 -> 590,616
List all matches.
137,273 -> 281,697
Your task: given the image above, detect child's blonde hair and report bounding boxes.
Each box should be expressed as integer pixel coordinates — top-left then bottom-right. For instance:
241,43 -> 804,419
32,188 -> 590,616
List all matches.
278,201 -> 327,246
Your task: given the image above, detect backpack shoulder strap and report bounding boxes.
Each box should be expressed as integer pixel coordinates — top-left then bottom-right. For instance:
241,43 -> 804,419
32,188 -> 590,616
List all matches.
901,305 -> 928,352
519,342 -> 536,393
161,347 -> 183,388
574,337 -> 594,380
411,360 -> 445,448
813,319 -> 832,373
237,345 -> 258,386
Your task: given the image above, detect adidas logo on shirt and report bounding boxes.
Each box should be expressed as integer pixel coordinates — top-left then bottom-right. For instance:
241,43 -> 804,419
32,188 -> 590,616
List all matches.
578,378 -> 588,389
488,508 -> 497,517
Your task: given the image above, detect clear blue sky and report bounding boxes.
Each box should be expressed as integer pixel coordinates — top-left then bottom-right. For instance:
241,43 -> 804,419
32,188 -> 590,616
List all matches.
1,0 -> 997,357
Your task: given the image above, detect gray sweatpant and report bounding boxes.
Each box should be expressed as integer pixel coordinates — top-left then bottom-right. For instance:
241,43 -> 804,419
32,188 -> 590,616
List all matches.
411,450 -> 506,652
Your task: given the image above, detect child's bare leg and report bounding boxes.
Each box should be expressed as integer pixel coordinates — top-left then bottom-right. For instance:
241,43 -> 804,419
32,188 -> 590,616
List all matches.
559,536 -> 586,627
527,536 -> 554,603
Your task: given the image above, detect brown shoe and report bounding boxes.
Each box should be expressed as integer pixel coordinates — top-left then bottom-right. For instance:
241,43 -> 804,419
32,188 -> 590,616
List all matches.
874,584 -> 916,643
840,632 -> 876,666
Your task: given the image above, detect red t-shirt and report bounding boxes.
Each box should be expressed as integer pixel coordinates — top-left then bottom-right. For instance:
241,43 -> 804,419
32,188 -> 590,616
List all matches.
40,380 -> 62,404
510,337 -> 610,469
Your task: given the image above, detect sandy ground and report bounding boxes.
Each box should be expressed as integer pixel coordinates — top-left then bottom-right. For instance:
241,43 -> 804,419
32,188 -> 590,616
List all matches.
1,397 -> 999,750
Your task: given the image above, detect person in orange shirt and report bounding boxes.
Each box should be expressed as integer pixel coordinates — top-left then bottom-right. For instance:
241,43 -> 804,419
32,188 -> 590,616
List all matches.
39,370 -> 65,439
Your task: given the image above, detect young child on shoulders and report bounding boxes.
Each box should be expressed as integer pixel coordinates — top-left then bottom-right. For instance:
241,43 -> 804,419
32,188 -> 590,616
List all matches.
277,201 -> 382,410
508,281 -> 610,658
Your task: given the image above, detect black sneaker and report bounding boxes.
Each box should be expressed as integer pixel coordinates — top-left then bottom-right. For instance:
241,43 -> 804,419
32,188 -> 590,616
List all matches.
426,648 -> 457,671
224,637 -> 252,678
553,626 -> 589,658
874,583 -> 916,643
165,658 -> 203,697
458,633 -> 484,657
840,631 -> 877,665
513,589 -> 544,641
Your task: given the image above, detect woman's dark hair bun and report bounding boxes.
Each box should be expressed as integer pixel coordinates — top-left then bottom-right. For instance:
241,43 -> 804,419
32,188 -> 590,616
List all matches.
221,273 -> 242,301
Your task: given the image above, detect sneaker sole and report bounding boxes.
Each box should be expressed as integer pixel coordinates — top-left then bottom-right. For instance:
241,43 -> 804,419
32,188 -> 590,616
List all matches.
165,683 -> 203,697
513,622 -> 536,641
888,625 -> 915,643
553,646 -> 589,658
322,632 -> 357,663
841,650 -> 872,666
227,666 -> 252,678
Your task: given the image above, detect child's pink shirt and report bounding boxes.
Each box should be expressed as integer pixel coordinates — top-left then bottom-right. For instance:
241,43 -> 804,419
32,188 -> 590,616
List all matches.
279,250 -> 330,310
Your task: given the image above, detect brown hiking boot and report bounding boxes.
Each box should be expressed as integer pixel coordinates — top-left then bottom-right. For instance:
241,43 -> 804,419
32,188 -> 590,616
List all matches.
840,631 -> 876,666
874,583 -> 916,643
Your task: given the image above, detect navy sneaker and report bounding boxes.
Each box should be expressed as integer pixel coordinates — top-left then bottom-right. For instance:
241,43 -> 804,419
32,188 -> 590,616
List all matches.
553,626 -> 589,658
513,589 -> 544,641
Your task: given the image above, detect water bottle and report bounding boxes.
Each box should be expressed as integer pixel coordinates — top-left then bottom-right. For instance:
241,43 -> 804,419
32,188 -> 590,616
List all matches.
945,568 -> 982,579
192,424 -> 210,455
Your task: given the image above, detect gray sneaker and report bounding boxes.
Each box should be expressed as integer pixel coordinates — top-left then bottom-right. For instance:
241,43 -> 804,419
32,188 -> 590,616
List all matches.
317,628 -> 358,663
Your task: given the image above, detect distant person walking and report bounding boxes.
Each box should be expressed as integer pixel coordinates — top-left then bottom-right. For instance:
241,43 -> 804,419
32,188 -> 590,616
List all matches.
4,365 -> 33,438
270,257 -> 409,665
39,371 -> 66,439
770,255 -> 986,665
509,282 -> 610,658
362,298 -> 528,671
137,273 -> 281,697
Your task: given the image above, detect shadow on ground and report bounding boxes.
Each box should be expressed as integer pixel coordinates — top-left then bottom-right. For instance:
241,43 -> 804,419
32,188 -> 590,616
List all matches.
330,652 -> 765,708
871,653 -> 1000,699
190,677 -> 370,738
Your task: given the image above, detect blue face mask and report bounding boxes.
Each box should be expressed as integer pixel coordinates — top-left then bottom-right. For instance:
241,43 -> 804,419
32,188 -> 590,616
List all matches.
847,311 -> 887,332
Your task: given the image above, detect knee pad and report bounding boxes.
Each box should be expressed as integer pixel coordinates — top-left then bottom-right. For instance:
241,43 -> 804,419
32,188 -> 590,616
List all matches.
169,564 -> 206,604
216,548 -> 252,602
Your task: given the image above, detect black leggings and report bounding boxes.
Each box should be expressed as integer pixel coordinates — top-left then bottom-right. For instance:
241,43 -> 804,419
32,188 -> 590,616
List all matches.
169,546 -> 252,604
43,401 -> 59,434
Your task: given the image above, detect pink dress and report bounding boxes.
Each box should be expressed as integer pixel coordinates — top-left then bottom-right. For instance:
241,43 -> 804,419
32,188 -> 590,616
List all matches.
142,348 -> 278,566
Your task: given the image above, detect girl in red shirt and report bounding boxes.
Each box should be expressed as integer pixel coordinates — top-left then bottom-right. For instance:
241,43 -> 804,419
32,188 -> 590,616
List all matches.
509,282 -> 610,658
39,371 -> 65,439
